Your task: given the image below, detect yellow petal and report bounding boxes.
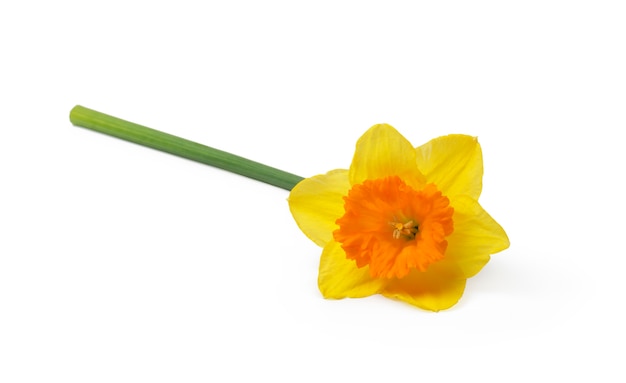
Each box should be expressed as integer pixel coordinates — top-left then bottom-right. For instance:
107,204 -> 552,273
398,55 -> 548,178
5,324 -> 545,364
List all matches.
349,124 -> 425,187
444,195 -> 510,278
415,134 -> 483,199
318,240 -> 386,299
382,263 -> 466,311
288,169 -> 350,247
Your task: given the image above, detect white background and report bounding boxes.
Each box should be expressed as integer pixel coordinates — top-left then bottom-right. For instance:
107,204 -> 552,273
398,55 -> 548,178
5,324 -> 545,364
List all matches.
1,1 -> 625,382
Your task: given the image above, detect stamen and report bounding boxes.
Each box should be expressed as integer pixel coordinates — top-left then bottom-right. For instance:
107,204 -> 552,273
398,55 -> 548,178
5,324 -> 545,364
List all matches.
389,220 -> 418,240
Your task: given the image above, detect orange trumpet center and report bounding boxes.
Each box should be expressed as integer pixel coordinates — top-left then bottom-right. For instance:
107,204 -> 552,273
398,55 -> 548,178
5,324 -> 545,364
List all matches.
333,176 -> 454,279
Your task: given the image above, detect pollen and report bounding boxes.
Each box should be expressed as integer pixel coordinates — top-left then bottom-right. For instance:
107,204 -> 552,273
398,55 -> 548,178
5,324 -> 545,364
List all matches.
333,176 -> 454,279
390,220 -> 418,239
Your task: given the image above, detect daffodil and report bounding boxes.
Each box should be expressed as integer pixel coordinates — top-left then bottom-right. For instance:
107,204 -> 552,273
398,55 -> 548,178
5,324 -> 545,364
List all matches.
70,106 -> 509,311
288,124 -> 509,311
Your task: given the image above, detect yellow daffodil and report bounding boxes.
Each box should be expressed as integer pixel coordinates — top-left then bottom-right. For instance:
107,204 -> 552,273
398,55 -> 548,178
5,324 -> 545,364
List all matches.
288,124 -> 509,311
70,107 -> 509,311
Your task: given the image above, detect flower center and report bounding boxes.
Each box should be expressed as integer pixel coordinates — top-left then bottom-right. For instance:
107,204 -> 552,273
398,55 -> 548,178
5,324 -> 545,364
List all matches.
333,176 -> 454,279
389,220 -> 418,240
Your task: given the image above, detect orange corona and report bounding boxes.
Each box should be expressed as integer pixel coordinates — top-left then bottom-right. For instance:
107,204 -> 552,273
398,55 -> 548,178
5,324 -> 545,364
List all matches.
334,176 -> 454,279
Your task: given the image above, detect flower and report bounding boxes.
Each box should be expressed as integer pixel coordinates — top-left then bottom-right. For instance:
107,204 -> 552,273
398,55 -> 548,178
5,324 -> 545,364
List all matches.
288,124 -> 509,311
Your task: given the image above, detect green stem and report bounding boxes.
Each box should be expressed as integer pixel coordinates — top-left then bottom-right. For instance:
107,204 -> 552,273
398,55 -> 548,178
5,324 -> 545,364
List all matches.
69,105 -> 304,191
